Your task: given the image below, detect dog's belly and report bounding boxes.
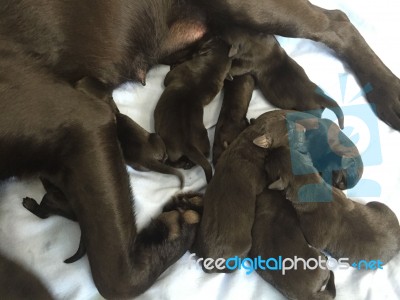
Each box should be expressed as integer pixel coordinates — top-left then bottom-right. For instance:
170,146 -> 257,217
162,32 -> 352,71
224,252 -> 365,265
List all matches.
0,0 -> 208,87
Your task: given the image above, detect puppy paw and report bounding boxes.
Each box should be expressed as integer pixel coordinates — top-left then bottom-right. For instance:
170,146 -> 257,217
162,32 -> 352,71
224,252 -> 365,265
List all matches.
166,157 -> 196,170
163,193 -> 203,215
157,210 -> 181,240
22,197 -> 39,212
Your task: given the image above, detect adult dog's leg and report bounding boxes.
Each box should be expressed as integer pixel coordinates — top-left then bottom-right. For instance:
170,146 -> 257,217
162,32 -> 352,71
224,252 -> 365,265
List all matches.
0,52 -> 198,299
202,0 -> 400,129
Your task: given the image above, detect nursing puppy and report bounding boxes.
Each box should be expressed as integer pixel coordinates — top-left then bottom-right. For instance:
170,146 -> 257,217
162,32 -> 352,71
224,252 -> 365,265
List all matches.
263,146 -> 400,264
222,28 -> 344,128
154,38 -> 232,182
213,74 -> 254,165
250,189 -> 335,300
75,77 -> 185,187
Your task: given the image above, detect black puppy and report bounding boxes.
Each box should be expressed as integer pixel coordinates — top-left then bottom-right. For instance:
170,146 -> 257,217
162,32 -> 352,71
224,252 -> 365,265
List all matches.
154,38 -> 232,182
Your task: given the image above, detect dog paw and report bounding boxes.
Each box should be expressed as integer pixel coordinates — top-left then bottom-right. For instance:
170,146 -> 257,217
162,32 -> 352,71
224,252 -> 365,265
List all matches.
166,157 -> 196,170
156,193 -> 203,241
163,193 -> 203,215
22,197 -> 39,212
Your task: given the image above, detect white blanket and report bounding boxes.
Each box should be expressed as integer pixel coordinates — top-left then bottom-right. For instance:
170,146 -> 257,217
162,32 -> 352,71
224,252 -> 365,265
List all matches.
1,0 -> 400,299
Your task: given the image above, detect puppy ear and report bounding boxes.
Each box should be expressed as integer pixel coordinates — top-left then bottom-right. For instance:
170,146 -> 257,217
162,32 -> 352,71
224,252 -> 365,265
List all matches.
253,134 -> 272,148
228,44 -> 238,57
268,178 -> 286,190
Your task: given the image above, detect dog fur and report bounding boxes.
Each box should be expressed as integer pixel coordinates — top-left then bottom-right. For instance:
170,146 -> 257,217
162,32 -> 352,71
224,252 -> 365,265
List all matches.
154,37 -> 232,182
75,77 -> 185,187
262,146 -> 400,264
192,110 -> 289,271
212,74 -> 254,165
221,27 -> 344,128
250,189 -> 336,300
0,252 -> 54,299
2,0 -> 400,297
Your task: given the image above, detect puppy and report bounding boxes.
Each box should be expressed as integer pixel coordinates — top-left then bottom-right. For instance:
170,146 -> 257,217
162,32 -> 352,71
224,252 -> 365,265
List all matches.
212,74 -> 254,165
262,146 -> 400,264
75,77 -> 185,188
22,178 -> 204,264
22,177 -> 85,263
154,38 -> 232,182
192,110 -> 289,271
195,109 -> 356,271
222,28 -> 344,128
117,113 -> 185,188
250,189 -> 335,300
303,118 -> 363,190
252,111 -> 362,190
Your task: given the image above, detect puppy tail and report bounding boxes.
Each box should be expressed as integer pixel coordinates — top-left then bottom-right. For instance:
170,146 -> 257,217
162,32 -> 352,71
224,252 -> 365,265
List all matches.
185,146 -> 213,183
142,160 -> 185,189
64,234 -> 86,264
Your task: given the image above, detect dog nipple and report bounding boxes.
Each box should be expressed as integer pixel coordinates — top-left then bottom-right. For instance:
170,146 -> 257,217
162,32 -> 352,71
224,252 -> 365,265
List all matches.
136,69 -> 147,86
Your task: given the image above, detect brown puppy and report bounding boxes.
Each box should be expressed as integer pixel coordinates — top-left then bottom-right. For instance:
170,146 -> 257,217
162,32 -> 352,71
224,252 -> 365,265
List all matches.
192,110 -> 289,271
117,113 -> 185,188
221,28 -> 344,129
154,38 -> 232,182
304,118 -> 363,190
250,189 -> 335,300
195,109 -> 360,272
252,111 -> 363,190
22,177 -> 85,263
212,74 -> 254,165
262,146 -> 400,265
75,77 -> 185,188
22,178 -> 203,264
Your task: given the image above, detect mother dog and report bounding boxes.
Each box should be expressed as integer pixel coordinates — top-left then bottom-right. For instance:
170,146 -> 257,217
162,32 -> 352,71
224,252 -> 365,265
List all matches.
1,0 -> 400,299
